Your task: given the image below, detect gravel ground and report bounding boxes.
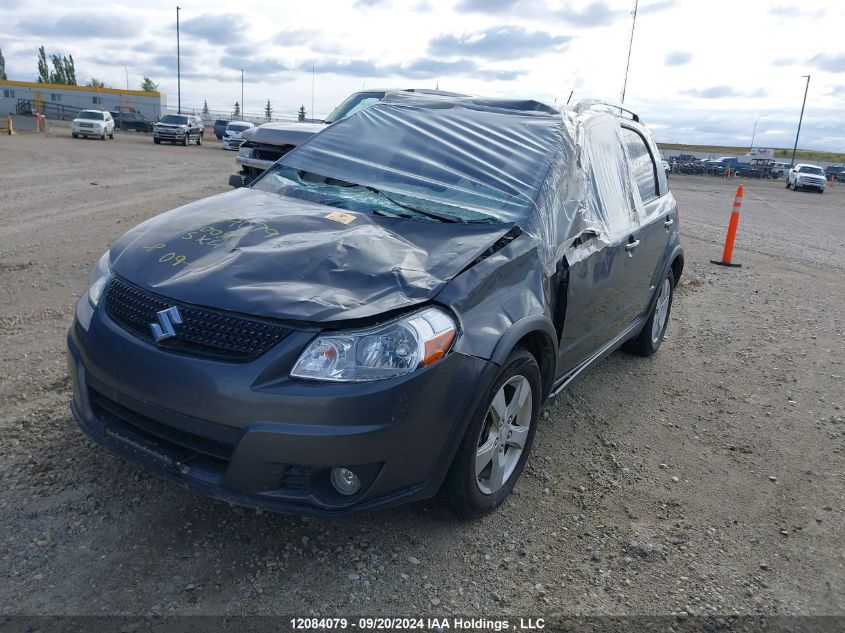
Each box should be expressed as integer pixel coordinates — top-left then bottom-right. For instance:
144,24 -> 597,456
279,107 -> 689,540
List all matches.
0,132 -> 842,618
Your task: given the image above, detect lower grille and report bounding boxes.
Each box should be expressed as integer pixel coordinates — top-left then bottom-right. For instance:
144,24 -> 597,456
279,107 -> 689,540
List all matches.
91,389 -> 236,478
104,277 -> 294,361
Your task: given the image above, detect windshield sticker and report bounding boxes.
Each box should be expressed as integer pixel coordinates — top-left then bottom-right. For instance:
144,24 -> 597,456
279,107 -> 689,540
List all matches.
326,211 -> 356,225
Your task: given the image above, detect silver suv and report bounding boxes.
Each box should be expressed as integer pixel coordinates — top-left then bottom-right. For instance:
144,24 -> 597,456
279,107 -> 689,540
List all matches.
787,164 -> 826,193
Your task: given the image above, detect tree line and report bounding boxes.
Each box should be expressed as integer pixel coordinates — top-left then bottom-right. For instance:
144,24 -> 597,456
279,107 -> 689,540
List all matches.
0,45 -> 310,121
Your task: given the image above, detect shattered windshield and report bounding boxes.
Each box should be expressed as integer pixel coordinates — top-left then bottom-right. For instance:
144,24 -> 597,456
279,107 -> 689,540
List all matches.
253,98 -> 563,224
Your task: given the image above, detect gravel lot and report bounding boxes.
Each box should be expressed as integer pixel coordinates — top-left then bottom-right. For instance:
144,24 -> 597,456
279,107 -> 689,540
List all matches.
0,132 -> 842,619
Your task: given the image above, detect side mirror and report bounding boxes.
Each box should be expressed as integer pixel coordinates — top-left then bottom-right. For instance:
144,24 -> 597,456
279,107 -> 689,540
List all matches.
228,174 -> 245,188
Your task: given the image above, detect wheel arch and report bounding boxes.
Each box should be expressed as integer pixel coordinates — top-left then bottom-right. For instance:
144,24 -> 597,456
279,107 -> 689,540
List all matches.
490,317 -> 557,402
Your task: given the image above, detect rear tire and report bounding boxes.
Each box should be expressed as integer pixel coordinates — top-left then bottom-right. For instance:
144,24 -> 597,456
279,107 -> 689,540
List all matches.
623,269 -> 675,357
446,346 -> 541,519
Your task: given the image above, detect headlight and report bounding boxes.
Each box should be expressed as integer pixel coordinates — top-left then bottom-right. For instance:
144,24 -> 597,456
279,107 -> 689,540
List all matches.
239,146 -> 254,158
88,251 -> 111,307
291,307 -> 457,382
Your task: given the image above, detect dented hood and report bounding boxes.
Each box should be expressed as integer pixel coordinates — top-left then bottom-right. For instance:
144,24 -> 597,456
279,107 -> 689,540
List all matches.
109,188 -> 512,322
240,121 -> 325,147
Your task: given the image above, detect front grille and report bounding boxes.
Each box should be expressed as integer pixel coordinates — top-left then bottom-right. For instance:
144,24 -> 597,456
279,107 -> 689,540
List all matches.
91,388 -> 236,478
254,144 -> 295,162
104,277 -> 294,361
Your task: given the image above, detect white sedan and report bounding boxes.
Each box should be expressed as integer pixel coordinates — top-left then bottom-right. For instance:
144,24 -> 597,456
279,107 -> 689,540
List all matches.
222,121 -> 254,150
72,110 -> 115,140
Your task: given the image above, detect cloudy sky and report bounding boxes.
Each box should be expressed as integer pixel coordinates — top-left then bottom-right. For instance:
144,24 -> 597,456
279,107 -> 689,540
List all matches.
2,0 -> 843,150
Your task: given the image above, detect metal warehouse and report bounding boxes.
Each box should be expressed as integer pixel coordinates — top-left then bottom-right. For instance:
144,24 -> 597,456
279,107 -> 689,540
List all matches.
0,80 -> 166,121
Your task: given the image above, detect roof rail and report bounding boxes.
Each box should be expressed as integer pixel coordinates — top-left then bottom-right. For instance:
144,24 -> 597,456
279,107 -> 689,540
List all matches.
597,103 -> 640,123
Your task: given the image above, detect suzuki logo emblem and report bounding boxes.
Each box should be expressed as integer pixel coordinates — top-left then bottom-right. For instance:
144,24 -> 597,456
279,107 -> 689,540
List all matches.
150,306 -> 182,342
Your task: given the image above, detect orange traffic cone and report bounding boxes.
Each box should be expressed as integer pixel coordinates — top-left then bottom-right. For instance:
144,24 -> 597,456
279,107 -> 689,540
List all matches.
711,184 -> 744,268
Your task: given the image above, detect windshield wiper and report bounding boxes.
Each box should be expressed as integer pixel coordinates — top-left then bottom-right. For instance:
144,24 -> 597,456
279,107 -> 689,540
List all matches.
365,186 -> 466,223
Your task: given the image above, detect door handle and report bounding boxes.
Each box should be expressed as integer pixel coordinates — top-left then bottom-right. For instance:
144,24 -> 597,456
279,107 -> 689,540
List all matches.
625,239 -> 640,252
664,218 -> 674,227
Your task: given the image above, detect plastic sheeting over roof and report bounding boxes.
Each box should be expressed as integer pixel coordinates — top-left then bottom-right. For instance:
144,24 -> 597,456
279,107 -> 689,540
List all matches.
264,91 -> 644,273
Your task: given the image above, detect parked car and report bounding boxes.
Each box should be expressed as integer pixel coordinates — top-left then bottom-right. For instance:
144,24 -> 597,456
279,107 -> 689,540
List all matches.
824,165 -> 845,182
661,159 -> 670,177
771,162 -> 791,178
71,110 -> 115,140
67,94 -> 682,518
111,110 -> 154,133
231,89 -> 466,187
213,118 -> 231,140
153,114 -> 203,146
222,121 -> 254,150
735,158 -> 775,179
787,163 -> 826,193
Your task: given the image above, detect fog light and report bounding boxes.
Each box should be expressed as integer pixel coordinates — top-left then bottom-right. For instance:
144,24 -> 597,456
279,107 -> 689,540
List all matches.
330,467 -> 362,496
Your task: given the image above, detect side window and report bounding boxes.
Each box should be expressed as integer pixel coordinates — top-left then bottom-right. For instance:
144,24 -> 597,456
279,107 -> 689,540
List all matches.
621,127 -> 659,203
583,115 -> 639,237
51,93 -> 61,102
3,89 -> 15,98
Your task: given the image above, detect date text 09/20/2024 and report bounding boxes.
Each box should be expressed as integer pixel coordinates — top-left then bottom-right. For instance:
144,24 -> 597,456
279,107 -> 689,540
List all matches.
289,617 -> 546,630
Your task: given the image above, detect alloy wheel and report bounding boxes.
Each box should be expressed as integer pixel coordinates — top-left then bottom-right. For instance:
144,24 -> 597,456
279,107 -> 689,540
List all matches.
651,277 -> 672,345
475,375 -> 533,495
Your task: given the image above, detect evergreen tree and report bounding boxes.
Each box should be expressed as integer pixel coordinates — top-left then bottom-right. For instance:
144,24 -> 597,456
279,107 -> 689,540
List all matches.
37,46 -> 49,83
298,105 -> 306,122
140,76 -> 158,92
233,101 -> 240,117
0,49 -> 7,81
202,100 -> 209,115
264,99 -> 273,121
64,54 -> 76,85
86,78 -> 106,88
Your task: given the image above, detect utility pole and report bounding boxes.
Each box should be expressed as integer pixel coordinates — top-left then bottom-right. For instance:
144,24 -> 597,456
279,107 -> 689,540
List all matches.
621,0 -> 639,104
790,75 -> 810,167
124,65 -> 129,90
750,114 -> 770,151
176,6 -> 181,114
241,68 -> 244,121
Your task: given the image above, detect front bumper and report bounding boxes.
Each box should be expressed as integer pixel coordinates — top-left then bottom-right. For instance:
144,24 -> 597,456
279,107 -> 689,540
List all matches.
795,179 -> 825,190
67,297 -> 496,516
236,155 -> 274,171
222,138 -> 244,150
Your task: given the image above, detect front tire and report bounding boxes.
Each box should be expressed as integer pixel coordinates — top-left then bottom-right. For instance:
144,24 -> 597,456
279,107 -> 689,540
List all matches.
446,346 -> 541,518
182,135 -> 189,146
153,138 -> 161,144
624,269 -> 675,357
196,133 -> 202,146
72,133 -> 78,138
109,129 -> 114,139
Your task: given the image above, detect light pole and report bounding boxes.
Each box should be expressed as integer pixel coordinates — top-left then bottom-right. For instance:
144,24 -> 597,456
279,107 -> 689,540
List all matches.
240,68 -> 244,121
790,75 -> 810,167
176,6 -> 181,115
750,114 -> 770,151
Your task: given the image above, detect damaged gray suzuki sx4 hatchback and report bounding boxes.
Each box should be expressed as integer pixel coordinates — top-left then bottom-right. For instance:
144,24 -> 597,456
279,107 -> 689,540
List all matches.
67,93 -> 682,518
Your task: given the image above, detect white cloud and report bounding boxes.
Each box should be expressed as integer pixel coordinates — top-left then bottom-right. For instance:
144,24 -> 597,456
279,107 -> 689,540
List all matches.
0,0 -> 842,150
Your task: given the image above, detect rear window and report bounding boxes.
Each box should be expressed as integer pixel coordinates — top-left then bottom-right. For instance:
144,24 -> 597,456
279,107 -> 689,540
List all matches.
227,123 -> 251,132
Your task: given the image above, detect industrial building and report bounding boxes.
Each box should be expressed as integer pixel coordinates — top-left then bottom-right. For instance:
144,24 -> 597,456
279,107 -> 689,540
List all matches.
0,79 -> 166,121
